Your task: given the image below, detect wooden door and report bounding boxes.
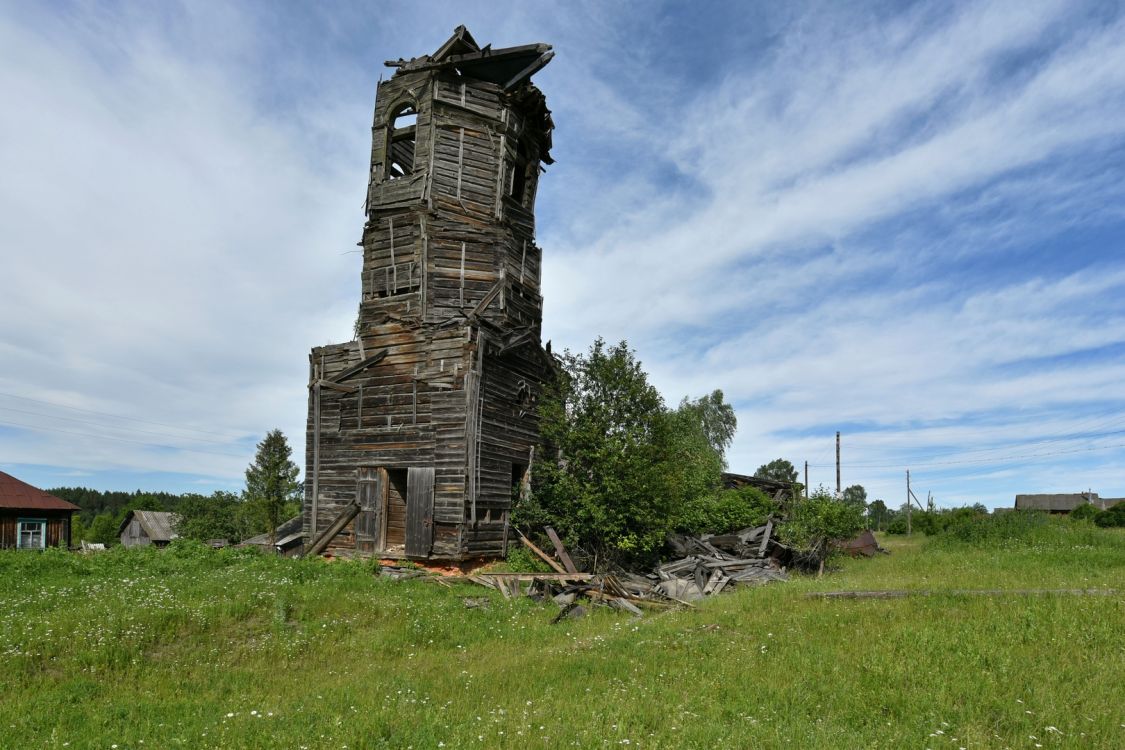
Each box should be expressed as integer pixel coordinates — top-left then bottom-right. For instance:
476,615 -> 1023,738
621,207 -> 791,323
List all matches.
355,468 -> 385,554
405,467 -> 434,557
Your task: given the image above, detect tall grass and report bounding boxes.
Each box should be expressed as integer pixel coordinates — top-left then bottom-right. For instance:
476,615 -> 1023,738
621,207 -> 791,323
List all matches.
1,534 -> 1122,748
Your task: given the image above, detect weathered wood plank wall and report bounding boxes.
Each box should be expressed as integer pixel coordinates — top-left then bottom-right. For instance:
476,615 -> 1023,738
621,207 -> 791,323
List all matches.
302,30 -> 555,561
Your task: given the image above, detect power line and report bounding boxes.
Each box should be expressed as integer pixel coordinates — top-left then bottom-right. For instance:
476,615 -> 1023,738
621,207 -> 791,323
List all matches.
810,438 -> 1125,470
846,407 -> 1125,461
817,414 -> 1125,468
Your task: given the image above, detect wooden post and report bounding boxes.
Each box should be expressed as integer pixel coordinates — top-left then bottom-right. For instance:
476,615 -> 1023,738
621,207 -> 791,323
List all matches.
836,431 -> 841,497
456,127 -> 465,199
311,382 -> 322,536
389,216 -> 397,292
804,460 -> 809,499
459,242 -> 466,307
906,470 -> 912,536
419,215 -> 428,316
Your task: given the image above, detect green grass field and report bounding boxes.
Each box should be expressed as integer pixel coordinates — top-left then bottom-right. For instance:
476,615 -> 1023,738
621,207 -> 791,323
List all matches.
2,523 -> 1122,749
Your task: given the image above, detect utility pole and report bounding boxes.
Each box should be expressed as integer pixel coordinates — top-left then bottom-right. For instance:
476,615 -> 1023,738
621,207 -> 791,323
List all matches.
836,431 -> 841,498
906,469 -> 912,536
804,460 -> 809,499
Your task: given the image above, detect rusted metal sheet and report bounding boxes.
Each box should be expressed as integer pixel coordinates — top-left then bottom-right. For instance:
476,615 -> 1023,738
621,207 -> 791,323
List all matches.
0,471 -> 80,511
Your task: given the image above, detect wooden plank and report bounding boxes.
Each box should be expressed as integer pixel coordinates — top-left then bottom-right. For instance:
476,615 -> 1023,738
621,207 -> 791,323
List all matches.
544,526 -> 578,574
518,534 -> 567,574
331,350 -> 388,383
305,501 -> 360,557
316,379 -> 357,394
405,466 -> 435,557
474,580 -> 598,584
757,519 -> 773,558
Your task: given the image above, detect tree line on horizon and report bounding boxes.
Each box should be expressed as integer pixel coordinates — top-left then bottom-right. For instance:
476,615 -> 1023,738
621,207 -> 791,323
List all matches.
53,429 -> 302,546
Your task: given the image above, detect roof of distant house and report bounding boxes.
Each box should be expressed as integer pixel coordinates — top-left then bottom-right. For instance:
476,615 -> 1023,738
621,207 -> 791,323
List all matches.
0,470 -> 80,511
1014,493 -> 1124,511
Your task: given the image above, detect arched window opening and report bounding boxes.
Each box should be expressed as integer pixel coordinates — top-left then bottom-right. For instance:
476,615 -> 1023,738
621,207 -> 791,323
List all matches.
386,104 -> 417,179
509,140 -> 534,206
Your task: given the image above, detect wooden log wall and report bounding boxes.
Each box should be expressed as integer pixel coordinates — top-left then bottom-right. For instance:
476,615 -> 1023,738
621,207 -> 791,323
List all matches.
303,57 -> 554,561
0,510 -> 71,549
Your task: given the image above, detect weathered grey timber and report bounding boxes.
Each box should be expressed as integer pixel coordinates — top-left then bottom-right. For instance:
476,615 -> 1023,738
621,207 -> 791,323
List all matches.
118,510 -> 178,549
1013,492 -> 1123,513
303,26 -> 555,560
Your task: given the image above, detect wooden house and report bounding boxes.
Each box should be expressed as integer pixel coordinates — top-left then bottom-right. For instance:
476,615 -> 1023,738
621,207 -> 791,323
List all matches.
0,470 -> 79,549
117,510 -> 179,548
303,27 -> 555,561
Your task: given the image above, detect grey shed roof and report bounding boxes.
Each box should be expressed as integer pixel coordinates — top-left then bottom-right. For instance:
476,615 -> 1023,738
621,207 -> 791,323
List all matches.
241,515 -> 304,548
117,510 -> 179,542
1014,494 -> 1095,512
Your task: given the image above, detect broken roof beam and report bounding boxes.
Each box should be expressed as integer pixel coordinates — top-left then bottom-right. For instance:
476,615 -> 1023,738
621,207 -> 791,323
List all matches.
330,349 -> 388,384
304,501 -> 360,557
385,43 -> 554,90
501,50 -> 555,91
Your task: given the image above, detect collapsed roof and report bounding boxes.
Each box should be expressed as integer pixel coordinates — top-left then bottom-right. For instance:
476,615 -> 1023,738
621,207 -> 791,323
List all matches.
385,25 -> 555,92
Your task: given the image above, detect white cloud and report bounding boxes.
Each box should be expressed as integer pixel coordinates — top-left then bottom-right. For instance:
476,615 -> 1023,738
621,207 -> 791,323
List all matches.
2,1 -> 1124,508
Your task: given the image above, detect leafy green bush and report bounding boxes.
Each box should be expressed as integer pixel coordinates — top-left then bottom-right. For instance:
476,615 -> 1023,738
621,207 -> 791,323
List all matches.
925,509 -> 1119,549
777,488 -> 865,567
673,487 -> 776,535
885,516 -> 908,535
1093,503 -> 1125,528
1068,502 -> 1101,521
518,338 -> 734,569
936,509 -> 1047,544
500,545 -> 553,573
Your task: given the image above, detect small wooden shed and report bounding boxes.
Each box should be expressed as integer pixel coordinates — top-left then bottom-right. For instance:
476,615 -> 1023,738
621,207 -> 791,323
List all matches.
118,510 -> 179,548
0,470 -> 79,550
240,516 -> 304,557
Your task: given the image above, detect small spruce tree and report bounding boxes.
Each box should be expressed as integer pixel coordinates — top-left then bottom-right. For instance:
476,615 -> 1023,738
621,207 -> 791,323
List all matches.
244,429 -> 302,545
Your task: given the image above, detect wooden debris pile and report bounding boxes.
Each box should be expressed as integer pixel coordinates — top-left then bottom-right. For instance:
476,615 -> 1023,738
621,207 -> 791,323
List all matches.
466,524 -> 788,617
654,524 -> 788,602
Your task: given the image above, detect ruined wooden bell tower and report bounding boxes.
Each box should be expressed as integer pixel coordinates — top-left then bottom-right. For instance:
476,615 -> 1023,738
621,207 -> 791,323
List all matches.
303,27 -> 555,560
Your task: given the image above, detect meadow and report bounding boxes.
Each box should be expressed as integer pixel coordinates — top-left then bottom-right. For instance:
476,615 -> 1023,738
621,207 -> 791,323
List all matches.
1,521 -> 1122,749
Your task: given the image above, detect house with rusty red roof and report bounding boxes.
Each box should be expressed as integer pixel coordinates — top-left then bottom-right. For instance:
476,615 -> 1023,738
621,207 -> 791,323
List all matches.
0,470 -> 80,550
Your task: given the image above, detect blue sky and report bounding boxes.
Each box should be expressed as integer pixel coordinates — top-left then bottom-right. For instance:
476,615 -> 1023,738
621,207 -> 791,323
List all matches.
2,0 -> 1125,509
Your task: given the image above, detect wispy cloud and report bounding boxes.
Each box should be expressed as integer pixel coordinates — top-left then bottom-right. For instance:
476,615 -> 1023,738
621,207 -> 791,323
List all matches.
2,1 -> 1124,505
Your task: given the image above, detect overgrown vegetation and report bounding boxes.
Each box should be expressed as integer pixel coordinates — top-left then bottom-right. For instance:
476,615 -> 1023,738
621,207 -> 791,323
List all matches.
1092,502 -> 1125,527
516,338 -> 871,571
672,485 -> 776,536
516,338 -> 738,568
778,486 -> 866,568
3,532 -> 1122,748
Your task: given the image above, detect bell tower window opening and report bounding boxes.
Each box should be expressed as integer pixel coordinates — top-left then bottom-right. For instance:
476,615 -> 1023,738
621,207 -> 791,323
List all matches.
509,140 -> 534,205
386,104 -> 418,180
